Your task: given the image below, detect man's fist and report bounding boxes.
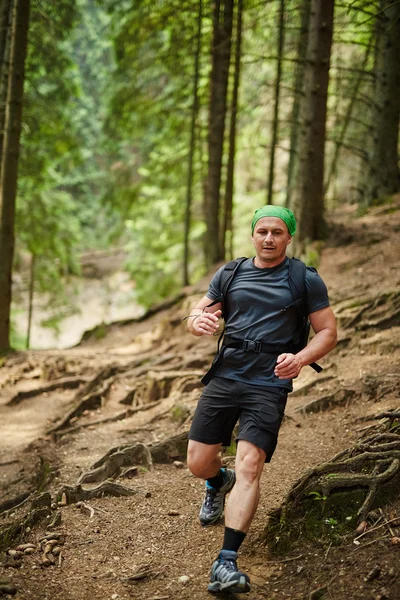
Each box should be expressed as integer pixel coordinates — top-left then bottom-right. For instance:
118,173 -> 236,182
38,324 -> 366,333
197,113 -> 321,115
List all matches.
193,309 -> 222,336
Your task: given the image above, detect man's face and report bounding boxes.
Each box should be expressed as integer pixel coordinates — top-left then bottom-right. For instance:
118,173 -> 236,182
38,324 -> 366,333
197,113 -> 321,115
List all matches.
251,217 -> 292,265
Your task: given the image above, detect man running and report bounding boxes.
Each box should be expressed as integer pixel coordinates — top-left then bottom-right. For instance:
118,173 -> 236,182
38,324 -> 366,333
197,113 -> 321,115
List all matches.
186,205 -> 337,594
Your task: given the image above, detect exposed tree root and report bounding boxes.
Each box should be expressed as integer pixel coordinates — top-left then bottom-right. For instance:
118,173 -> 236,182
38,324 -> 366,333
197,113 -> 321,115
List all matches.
290,375 -> 335,398
265,412 -> 400,552
47,371 -> 117,434
57,480 -> 149,504
53,401 -> 161,439
6,377 -> 86,406
297,387 -> 357,415
149,431 -> 189,464
77,443 -> 153,484
0,493 -> 31,515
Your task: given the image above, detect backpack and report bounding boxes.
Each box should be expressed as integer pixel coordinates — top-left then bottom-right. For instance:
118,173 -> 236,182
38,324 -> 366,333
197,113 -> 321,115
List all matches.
202,257 -> 322,385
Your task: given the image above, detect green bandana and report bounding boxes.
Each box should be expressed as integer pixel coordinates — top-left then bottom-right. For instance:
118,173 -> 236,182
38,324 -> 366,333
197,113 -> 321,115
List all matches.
251,205 -> 296,236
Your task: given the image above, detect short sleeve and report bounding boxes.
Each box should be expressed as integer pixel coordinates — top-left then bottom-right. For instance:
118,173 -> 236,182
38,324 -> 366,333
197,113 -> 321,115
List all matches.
305,267 -> 330,314
206,265 -> 226,300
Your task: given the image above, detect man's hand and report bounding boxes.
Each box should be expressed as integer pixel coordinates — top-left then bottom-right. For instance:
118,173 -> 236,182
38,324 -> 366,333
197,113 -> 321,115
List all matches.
274,353 -> 303,379
192,309 -> 222,336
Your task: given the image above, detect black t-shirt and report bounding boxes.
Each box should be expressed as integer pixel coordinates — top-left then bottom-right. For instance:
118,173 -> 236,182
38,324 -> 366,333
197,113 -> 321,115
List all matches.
206,257 -> 330,390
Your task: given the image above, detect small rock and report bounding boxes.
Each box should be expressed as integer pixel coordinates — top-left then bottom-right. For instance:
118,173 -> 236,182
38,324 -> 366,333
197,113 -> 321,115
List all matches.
8,550 -> 22,559
364,565 -> 381,582
16,544 -> 36,552
355,520 -> 367,534
24,548 -> 36,555
111,595 -> 118,600
391,536 -> 400,546
178,575 -> 190,584
167,510 -> 180,516
173,461 -> 185,469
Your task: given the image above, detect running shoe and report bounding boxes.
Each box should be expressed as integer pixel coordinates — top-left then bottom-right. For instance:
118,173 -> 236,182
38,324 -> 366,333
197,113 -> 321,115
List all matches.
199,468 -> 236,526
208,550 -> 251,594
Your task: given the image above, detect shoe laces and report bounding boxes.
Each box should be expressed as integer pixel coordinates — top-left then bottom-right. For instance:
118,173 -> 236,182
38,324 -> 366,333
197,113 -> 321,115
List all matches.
219,556 -> 237,572
204,487 -> 218,507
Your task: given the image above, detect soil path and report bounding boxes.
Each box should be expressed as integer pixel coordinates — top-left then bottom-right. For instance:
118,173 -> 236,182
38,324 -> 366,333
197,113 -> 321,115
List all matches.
0,202 -> 399,600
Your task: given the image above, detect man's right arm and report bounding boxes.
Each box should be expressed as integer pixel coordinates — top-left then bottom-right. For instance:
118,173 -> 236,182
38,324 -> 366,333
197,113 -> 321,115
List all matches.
187,295 -> 222,337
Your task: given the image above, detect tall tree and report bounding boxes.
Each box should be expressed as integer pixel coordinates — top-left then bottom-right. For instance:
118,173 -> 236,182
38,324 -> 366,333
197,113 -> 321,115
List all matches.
0,0 -> 13,170
0,0 -> 30,353
204,0 -> 234,267
361,0 -> 400,205
222,0 -> 243,260
286,0 -> 311,209
291,0 -> 335,251
183,0 -> 202,286
266,0 -> 285,205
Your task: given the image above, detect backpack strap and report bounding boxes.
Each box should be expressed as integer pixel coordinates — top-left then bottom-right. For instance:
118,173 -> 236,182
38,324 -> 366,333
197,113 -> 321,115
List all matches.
204,257 -> 247,312
284,258 -> 322,373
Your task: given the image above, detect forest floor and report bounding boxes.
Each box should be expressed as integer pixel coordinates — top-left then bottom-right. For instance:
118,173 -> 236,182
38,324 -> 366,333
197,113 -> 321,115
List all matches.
0,200 -> 400,600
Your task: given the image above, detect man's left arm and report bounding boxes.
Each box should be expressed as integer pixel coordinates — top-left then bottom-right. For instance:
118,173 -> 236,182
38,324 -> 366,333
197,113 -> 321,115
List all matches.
274,306 -> 337,380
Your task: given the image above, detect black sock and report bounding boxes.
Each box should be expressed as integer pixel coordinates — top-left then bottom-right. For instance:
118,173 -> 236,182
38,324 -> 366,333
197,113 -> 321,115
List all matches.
206,468 -> 225,489
222,527 -> 247,553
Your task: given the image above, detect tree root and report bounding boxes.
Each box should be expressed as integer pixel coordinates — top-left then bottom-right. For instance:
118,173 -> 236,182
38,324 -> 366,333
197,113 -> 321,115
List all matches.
53,401 -> 161,439
77,443 -> 153,484
6,377 -> 86,406
47,370 -> 117,434
149,431 -> 189,464
296,388 -> 357,414
265,412 -> 400,552
57,480 -> 149,504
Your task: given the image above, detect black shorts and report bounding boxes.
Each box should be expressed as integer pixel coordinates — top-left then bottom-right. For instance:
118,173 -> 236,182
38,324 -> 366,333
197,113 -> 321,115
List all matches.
188,377 -> 288,463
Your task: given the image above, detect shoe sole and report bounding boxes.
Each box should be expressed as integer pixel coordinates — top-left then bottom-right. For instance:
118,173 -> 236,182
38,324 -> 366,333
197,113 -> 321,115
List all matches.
208,577 -> 251,594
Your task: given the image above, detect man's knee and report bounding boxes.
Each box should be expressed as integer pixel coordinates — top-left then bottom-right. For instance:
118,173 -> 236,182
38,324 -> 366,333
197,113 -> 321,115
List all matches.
187,440 -> 221,478
236,442 -> 265,486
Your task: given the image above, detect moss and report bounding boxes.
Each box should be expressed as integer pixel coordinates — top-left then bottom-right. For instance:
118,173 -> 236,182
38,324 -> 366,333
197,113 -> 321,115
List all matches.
34,457 -> 53,492
170,404 -> 190,424
264,489 -> 365,555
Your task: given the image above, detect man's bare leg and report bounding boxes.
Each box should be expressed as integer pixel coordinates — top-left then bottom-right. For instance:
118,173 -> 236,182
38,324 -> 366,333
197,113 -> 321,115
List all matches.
187,439 -> 222,479
225,439 -> 266,532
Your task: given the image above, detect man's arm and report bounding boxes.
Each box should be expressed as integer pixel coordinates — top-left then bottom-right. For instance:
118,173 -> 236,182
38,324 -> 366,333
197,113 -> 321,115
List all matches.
187,295 -> 223,337
274,306 -> 337,379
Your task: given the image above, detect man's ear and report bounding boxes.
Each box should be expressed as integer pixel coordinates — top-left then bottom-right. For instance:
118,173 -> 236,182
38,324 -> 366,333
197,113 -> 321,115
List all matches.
287,236 -> 292,246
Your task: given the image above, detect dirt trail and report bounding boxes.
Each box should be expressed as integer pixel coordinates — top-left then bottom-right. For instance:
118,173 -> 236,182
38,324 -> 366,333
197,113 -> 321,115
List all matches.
0,202 -> 399,600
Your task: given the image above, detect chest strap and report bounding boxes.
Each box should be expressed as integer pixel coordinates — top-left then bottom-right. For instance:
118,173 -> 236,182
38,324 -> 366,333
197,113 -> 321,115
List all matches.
201,335 -> 322,385
202,336 -> 298,386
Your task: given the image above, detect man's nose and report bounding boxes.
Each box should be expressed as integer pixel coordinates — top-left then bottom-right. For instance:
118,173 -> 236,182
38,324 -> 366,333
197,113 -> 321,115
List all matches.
264,231 -> 273,241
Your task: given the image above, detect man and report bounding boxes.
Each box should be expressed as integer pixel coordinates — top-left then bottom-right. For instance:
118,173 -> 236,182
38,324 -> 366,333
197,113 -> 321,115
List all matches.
186,205 -> 337,594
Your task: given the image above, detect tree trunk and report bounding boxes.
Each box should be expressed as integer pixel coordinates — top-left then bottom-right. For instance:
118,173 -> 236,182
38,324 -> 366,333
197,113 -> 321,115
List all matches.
0,0 -> 13,174
324,40 -> 373,197
291,0 -> 335,251
0,0 -> 30,353
362,1 -> 400,206
266,0 -> 285,205
203,0 -> 234,268
222,0 -> 243,261
183,0 -> 202,286
286,0 -> 311,209
26,252 -> 35,349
